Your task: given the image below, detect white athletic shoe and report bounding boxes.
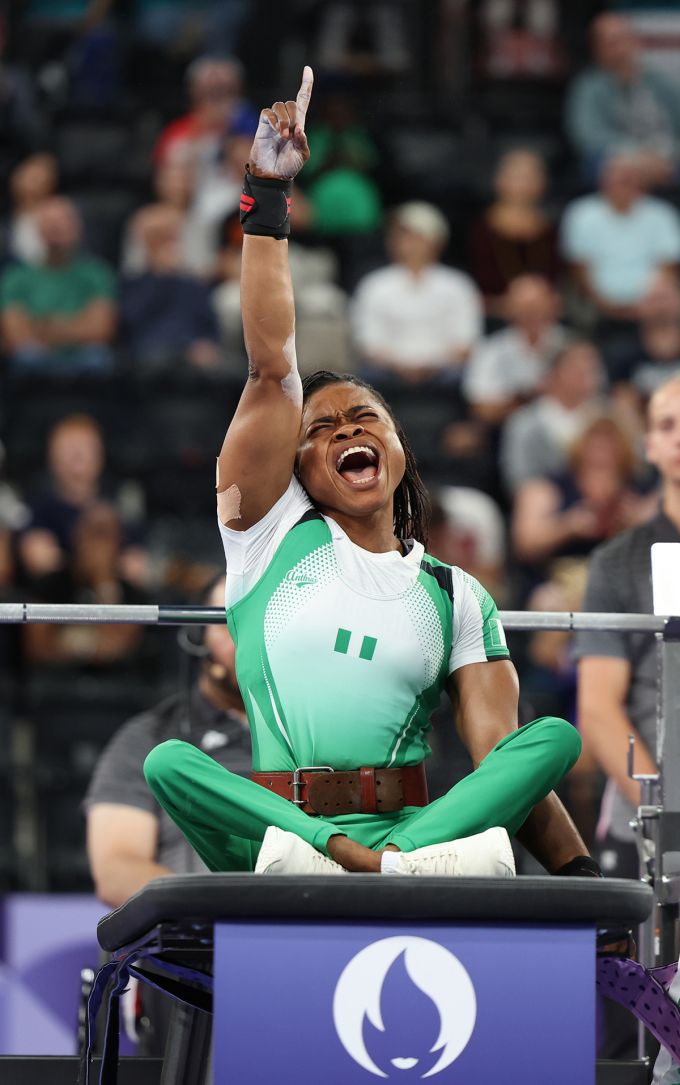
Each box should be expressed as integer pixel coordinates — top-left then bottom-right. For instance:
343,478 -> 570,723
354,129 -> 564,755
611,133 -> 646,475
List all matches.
254,826 -> 346,875
386,826 -> 516,877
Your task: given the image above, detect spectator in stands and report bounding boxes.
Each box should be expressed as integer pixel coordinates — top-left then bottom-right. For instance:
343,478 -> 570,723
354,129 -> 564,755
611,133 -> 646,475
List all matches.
303,91 -> 382,238
561,154 -> 680,334
131,0 -> 250,60
428,486 -> 507,605
0,196 -> 117,373
605,271 -> 680,397
15,0 -> 121,109
0,15 -> 49,164
5,152 -> 58,265
153,57 -> 257,179
119,203 -> 221,372
85,575 -> 249,906
21,501 -> 147,666
184,133 -> 253,277
470,149 -> 561,317
463,274 -> 567,426
17,414 -> 146,589
499,340 -> 605,492
212,207 -> 351,374
352,201 -> 482,388
565,12 -> 680,186
511,414 -> 654,577
575,376 -> 680,882
0,440 -> 29,591
85,572 -> 250,1052
120,158 -> 195,275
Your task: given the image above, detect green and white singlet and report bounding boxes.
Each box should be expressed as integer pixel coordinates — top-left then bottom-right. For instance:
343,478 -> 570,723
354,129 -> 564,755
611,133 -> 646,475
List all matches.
219,479 -> 509,773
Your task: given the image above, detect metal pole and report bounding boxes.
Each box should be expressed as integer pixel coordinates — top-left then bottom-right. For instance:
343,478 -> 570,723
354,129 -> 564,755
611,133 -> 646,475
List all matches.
0,605 -> 670,631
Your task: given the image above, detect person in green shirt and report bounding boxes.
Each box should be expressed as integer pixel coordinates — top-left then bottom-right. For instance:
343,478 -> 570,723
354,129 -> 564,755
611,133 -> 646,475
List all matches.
0,196 -> 117,373
144,69 -> 598,882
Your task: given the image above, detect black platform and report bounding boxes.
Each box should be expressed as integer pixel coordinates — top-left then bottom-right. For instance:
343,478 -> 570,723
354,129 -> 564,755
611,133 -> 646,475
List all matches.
98,873 -> 654,952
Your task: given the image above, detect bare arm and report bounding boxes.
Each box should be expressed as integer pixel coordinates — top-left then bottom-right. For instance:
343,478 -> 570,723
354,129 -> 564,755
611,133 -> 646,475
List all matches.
511,478 -> 600,564
216,68 -> 314,531
578,655 -> 654,808
449,660 -> 588,872
87,804 -> 171,908
2,304 -> 40,350
38,299 -> 117,345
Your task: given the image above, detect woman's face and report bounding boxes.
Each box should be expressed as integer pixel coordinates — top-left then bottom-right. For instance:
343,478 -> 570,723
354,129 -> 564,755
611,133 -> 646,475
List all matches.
495,152 -> 546,205
297,383 -> 406,522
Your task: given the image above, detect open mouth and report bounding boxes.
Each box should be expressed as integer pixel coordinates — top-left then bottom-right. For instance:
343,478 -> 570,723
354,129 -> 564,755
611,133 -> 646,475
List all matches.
335,444 -> 380,485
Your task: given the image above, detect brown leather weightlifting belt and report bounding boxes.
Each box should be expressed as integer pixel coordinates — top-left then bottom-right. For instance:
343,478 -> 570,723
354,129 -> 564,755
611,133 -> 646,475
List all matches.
250,764 -> 428,816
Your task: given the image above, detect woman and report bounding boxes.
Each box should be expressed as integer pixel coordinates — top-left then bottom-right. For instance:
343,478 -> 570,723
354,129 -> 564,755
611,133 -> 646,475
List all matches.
469,149 -> 561,318
144,69 -> 593,879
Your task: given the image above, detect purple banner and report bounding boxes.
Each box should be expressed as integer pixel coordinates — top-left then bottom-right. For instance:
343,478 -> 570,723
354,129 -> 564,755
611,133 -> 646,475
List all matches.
0,894 -> 104,1054
215,920 -> 595,1084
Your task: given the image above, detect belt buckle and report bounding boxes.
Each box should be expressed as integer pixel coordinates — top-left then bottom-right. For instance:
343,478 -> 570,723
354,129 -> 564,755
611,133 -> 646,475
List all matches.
292,765 -> 334,806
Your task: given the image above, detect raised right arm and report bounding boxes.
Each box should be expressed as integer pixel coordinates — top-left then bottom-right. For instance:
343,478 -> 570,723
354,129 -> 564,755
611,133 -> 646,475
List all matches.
216,69 -> 314,532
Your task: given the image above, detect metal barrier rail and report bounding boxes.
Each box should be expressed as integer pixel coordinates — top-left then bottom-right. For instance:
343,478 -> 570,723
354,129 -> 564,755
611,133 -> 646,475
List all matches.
0,604 -> 670,631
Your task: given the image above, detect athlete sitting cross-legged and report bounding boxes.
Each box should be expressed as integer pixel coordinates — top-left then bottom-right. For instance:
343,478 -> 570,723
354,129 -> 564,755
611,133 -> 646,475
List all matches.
144,68 -> 598,880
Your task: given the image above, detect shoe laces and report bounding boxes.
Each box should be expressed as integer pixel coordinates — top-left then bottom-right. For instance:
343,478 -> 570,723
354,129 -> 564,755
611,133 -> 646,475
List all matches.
401,851 -> 457,876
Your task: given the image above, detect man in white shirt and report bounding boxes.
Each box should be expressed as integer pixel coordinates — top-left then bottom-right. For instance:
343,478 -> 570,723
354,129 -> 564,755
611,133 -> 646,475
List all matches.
351,201 -> 482,387
561,154 -> 680,324
463,274 -> 568,426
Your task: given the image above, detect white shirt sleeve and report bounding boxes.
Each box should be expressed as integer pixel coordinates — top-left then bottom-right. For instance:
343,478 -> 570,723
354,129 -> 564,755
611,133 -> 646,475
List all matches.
650,200 -> 680,262
449,568 -> 509,674
218,477 -> 313,609
560,199 -> 591,262
444,273 -> 482,352
463,336 -> 505,402
351,272 -> 391,357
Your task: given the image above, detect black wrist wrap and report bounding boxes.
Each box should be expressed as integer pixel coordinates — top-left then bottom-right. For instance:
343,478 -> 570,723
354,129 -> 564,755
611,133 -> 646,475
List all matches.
556,855 -> 603,878
240,171 -> 292,239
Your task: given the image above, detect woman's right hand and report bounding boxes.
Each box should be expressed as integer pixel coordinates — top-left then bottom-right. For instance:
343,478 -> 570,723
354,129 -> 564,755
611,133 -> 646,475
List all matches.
248,66 -> 314,181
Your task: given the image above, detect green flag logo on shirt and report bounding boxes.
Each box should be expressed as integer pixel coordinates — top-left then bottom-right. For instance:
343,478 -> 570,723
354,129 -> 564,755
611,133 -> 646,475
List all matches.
334,628 -> 378,661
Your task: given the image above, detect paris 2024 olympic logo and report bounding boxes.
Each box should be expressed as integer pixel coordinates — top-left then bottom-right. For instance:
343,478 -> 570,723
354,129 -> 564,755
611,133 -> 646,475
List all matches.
332,936 -> 477,1079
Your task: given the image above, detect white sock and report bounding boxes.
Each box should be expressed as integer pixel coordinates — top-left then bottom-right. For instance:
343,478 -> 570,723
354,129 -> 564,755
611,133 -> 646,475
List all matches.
380,851 -> 402,874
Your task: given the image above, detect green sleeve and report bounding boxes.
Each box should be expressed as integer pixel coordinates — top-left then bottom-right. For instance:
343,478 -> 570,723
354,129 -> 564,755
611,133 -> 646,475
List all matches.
83,258 -> 116,300
0,266 -> 29,310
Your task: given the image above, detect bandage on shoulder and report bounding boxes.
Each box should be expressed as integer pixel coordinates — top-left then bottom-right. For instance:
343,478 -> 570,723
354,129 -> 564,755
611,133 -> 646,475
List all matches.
240,170 -> 292,239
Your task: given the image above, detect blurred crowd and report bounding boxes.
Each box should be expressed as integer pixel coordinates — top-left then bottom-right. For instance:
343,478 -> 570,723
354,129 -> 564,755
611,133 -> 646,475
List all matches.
1,0 -> 679,890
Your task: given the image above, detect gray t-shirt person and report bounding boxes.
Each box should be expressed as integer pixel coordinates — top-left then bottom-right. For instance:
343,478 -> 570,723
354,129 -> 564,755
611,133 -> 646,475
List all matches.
84,688 -> 251,872
574,509 -> 680,841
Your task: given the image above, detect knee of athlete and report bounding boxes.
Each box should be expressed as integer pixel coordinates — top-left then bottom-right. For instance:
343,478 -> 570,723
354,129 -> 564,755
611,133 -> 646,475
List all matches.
542,716 -> 582,769
143,739 -> 189,794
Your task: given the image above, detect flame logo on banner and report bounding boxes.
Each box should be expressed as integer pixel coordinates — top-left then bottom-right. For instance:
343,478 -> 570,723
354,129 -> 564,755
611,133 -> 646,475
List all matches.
332,936 -> 476,1078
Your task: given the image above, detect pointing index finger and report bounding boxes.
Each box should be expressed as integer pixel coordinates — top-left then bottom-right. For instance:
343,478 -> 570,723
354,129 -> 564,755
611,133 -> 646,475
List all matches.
295,65 -> 314,131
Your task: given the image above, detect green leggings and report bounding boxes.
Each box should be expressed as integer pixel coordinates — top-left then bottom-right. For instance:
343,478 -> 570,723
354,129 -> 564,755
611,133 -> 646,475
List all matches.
144,716 -> 581,872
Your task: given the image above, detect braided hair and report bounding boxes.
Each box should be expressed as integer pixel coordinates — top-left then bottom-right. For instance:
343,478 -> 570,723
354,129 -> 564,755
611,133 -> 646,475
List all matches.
300,370 -> 431,547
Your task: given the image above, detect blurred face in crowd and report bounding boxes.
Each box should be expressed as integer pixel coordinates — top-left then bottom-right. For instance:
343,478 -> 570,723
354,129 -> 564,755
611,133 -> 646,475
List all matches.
48,418 -> 105,494
495,150 -> 546,207
506,275 -> 558,335
549,343 -> 602,408
223,134 -> 254,180
646,379 -> 680,486
10,153 -> 58,210
135,203 -> 183,273
601,155 -> 643,210
387,223 -> 441,271
592,14 -> 638,78
154,159 -> 194,210
190,59 -> 242,127
36,197 -> 81,258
